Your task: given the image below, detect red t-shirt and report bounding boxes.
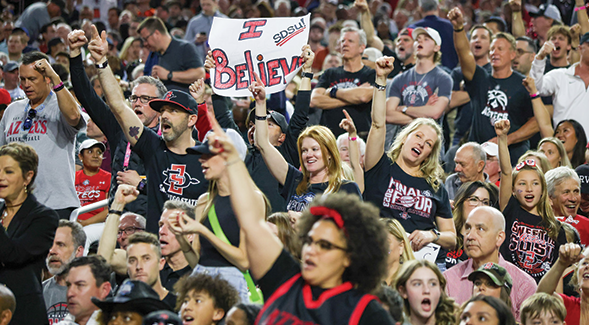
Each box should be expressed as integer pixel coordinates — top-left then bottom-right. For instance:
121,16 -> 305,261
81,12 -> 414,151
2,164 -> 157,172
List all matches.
556,214 -> 589,247
559,293 -> 580,325
75,169 -> 111,221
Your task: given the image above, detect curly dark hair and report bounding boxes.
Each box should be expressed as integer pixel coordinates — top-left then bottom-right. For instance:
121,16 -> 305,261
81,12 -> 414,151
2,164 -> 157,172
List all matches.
297,193 -> 388,293
174,274 -> 239,316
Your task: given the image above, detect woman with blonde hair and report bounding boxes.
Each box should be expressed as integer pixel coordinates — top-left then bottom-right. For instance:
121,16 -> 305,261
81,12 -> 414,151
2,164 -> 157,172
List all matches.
518,150 -> 553,173
381,218 -> 414,285
364,57 -> 456,271
119,37 -> 142,65
253,49 -> 361,213
538,137 -> 572,169
394,259 -> 457,325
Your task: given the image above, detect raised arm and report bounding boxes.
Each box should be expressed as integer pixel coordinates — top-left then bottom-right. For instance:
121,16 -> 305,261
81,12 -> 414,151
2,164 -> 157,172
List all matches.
509,0 -> 526,37
531,41 -> 554,95
88,25 -> 144,146
208,111 -> 280,279
355,0 -> 384,52
251,73 -> 289,185
537,243 -> 583,300
97,184 -> 139,275
339,109 -> 364,193
523,76 -> 553,138
365,57 -> 395,171
576,0 -> 589,34
35,59 -> 81,127
569,24 -> 582,64
448,8 -> 476,81
496,120 -> 513,211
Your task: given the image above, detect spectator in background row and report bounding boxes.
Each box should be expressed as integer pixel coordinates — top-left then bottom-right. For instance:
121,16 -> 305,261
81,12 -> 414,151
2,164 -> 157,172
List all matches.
1,61 -> 24,100
75,139 -> 111,226
513,36 -> 537,76
554,119 -> 587,169
0,52 -> 85,219
0,286 -> 15,325
445,142 -> 489,200
538,137 -> 572,169
15,0 -> 65,45
141,17 -> 205,93
7,33 -> 26,62
43,220 -> 86,324
184,0 -> 227,62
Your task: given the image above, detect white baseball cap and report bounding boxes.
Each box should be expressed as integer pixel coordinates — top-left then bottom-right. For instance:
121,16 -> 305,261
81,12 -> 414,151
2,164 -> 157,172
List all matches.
481,142 -> 499,157
412,27 -> 442,46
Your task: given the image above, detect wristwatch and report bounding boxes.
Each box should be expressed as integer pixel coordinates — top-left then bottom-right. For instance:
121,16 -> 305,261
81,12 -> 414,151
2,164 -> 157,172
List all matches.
137,179 -> 147,195
167,71 -> 173,81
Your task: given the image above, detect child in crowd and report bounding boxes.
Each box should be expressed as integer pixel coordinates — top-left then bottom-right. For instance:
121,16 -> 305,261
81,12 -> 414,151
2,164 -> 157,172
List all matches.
496,119 -> 567,283
74,139 -> 111,226
394,259 -> 457,325
175,274 -> 240,325
520,293 -> 566,325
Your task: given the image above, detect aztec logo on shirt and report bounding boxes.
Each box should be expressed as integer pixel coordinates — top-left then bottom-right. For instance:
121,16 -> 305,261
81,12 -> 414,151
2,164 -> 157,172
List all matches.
47,302 -> 69,324
161,164 -> 200,195
382,177 -> 433,218
329,78 -> 361,89
481,86 -> 509,126
401,82 -> 432,106
286,192 -> 315,212
508,220 -> 556,278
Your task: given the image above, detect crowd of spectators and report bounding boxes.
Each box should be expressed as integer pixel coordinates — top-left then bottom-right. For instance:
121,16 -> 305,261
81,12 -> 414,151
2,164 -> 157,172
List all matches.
0,0 -> 589,324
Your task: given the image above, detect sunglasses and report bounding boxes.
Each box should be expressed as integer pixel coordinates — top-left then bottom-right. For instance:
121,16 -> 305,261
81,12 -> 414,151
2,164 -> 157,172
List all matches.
22,108 -> 36,131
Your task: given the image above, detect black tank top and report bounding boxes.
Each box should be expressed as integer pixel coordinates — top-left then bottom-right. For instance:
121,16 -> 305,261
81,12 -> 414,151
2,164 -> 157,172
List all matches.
199,195 -> 241,267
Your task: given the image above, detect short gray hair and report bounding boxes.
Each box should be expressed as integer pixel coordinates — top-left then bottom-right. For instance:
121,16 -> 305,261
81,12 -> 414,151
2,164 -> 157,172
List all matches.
163,200 -> 196,220
134,76 -> 168,98
120,212 -> 146,229
58,219 -> 87,250
274,0 -> 290,10
337,132 -> 366,156
545,166 -> 580,198
341,27 -> 367,47
459,142 -> 487,166
419,0 -> 438,12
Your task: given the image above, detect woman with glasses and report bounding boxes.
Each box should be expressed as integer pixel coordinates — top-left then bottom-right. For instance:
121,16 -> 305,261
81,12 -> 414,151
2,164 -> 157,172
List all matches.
0,143 -> 59,325
203,113 -> 395,324
445,181 -> 499,269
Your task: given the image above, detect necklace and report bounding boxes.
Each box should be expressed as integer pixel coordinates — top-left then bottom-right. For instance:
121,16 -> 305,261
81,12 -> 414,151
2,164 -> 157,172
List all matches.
413,68 -> 431,87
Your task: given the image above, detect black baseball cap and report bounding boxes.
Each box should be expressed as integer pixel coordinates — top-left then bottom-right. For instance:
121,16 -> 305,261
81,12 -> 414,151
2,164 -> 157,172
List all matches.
92,280 -> 172,316
149,90 -> 198,115
3,61 -> 18,72
245,109 -> 288,133
576,163 -> 589,194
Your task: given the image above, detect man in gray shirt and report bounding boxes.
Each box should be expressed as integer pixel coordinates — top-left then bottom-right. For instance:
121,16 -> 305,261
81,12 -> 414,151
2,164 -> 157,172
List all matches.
0,51 -> 85,219
15,0 -> 65,44
445,142 -> 490,200
43,220 -> 86,324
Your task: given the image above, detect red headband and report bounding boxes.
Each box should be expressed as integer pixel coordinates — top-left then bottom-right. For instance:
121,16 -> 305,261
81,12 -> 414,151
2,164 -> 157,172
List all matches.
310,206 -> 347,236
515,159 -> 537,171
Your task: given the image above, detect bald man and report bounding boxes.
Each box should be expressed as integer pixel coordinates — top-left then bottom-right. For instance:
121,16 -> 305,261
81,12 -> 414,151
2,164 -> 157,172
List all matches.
0,285 -> 15,325
443,206 -> 537,321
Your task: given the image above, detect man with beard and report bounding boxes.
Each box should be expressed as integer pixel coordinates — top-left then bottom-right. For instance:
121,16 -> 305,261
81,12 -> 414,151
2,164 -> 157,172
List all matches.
43,220 -> 87,324
513,36 -> 537,76
448,25 -> 493,147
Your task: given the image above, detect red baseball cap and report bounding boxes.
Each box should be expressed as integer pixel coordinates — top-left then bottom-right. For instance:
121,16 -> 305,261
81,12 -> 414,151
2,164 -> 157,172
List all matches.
0,88 -> 11,107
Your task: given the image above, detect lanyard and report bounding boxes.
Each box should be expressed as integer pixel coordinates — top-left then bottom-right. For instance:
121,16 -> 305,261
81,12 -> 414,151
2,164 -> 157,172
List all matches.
123,124 -> 162,170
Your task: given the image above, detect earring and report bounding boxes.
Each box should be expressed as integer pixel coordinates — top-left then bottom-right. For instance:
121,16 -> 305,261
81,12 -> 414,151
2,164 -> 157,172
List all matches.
24,184 -> 28,193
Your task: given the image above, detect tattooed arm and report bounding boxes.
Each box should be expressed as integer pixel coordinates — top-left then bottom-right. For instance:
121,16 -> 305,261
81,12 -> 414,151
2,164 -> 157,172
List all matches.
88,25 -> 144,146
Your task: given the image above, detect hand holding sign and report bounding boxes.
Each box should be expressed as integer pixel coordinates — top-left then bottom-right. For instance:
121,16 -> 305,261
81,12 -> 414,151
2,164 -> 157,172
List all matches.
189,79 -> 206,104
301,44 -> 314,72
204,50 -> 215,72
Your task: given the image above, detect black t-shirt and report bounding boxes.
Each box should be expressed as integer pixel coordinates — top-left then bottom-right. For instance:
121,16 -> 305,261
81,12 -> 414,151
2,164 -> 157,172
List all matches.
133,127 -> 208,233
257,249 -> 394,324
465,66 -> 534,166
364,154 -> 453,233
451,63 -> 492,145
381,46 -> 415,79
200,195 -> 240,267
162,292 -> 177,309
500,197 -> 567,283
281,165 -> 361,212
160,263 -> 192,292
317,65 -> 375,138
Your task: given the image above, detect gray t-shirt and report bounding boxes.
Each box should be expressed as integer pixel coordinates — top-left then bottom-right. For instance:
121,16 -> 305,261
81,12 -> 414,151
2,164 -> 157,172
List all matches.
387,65 -> 453,143
43,276 -> 69,324
0,91 -> 85,209
15,2 -> 51,44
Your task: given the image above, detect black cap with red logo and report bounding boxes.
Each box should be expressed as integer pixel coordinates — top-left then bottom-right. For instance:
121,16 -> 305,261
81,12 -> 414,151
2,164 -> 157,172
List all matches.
149,90 -> 199,115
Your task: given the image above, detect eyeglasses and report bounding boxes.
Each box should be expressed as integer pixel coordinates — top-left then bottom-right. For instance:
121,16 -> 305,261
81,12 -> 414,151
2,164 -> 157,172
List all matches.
23,108 -> 37,131
140,31 -> 155,43
117,227 -> 144,237
129,95 -> 158,104
302,236 -> 347,252
466,196 -> 491,207
515,49 -> 534,56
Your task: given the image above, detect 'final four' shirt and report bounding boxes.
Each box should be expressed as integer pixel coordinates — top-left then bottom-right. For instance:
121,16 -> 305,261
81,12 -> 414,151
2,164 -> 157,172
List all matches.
364,154 -> 453,233
465,66 -> 534,166
500,197 -> 567,283
133,127 -> 208,233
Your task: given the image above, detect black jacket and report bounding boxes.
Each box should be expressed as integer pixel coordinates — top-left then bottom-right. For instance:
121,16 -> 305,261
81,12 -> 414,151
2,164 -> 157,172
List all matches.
0,194 -> 59,325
